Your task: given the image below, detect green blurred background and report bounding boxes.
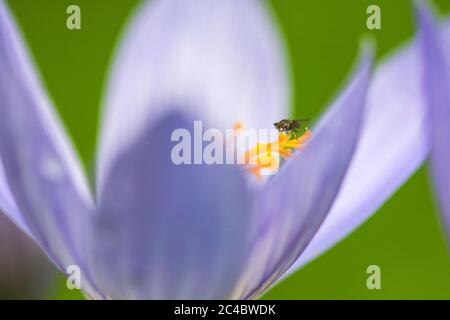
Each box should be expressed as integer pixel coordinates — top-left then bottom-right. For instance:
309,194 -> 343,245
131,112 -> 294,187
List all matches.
5,0 -> 450,299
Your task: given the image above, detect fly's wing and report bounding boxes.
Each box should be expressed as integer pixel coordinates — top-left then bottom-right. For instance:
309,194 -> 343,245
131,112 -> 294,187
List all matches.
291,120 -> 301,128
293,119 -> 310,128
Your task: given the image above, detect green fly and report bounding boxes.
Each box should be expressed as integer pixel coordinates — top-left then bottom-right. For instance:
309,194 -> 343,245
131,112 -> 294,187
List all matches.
273,119 -> 309,139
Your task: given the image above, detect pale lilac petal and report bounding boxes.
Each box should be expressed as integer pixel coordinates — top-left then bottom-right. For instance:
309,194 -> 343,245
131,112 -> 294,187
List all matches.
97,0 -> 289,194
233,49 -> 372,299
417,5 -> 450,240
0,1 -> 99,296
0,162 -> 30,237
285,15 -> 450,276
90,111 -> 252,299
283,29 -> 434,275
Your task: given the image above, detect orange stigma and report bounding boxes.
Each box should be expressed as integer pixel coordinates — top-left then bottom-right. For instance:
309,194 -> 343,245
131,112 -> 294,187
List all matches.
233,122 -> 312,177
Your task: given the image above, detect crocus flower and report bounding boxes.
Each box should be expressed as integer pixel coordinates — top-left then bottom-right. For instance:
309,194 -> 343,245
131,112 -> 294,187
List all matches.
416,3 -> 450,244
0,0 -> 435,299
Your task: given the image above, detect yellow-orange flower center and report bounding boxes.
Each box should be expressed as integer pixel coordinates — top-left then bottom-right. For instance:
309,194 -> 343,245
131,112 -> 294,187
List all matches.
233,122 -> 312,177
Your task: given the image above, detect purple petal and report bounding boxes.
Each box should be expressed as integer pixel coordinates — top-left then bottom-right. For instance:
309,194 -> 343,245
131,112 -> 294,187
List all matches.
416,4 -> 450,241
97,0 -> 289,195
0,162 -> 30,237
234,48 -> 373,299
0,1 -> 100,296
283,24 -> 437,275
89,111 -> 252,299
